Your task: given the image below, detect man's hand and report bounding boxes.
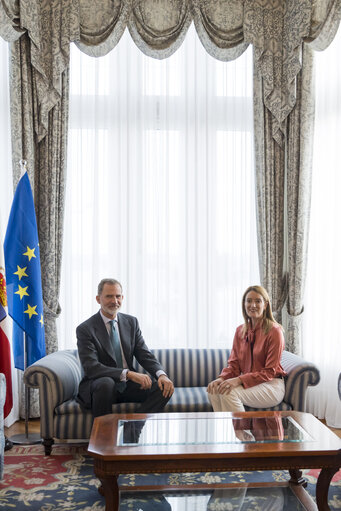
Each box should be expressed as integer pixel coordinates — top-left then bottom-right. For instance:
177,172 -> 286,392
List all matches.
157,374 -> 174,398
127,371 -> 152,389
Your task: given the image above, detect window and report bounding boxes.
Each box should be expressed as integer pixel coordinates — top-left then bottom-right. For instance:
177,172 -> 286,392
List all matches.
59,25 -> 259,349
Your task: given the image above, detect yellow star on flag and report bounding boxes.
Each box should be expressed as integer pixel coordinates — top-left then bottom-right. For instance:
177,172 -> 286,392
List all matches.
24,303 -> 38,319
14,265 -> 28,280
15,285 -> 29,300
23,246 -> 36,261
39,314 -> 44,326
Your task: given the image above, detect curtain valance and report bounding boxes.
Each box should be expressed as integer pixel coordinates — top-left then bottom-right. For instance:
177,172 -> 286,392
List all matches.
1,0 -> 340,146
0,0 -> 79,143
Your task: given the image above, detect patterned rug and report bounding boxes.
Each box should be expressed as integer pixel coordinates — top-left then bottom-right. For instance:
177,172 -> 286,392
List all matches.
0,444 -> 340,510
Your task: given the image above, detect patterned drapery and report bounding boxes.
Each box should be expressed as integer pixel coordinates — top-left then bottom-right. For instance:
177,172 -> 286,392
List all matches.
0,0 -> 340,368
9,34 -> 70,361
1,1 -> 77,367
8,33 -> 69,416
253,66 -> 287,324
285,45 -> 315,354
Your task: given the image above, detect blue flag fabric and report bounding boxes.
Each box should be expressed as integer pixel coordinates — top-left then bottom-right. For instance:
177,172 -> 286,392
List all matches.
4,172 -> 46,370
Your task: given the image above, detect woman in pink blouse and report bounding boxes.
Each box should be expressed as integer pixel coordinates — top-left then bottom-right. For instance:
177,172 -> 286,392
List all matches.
207,285 -> 286,411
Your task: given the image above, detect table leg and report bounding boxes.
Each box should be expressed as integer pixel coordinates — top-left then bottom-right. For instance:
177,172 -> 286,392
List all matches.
316,467 -> 339,511
98,475 -> 119,511
289,469 -> 308,488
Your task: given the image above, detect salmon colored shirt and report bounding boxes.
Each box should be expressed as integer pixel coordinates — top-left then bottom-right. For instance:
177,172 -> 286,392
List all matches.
219,322 -> 286,388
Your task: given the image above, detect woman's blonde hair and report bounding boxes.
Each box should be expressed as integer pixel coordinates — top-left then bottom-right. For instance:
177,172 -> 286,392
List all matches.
241,285 -> 280,335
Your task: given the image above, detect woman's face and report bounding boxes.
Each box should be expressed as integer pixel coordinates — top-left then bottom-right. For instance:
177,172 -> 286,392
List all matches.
244,290 -> 268,324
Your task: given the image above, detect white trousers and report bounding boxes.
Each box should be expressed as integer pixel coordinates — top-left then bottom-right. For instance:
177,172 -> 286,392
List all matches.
208,378 -> 285,412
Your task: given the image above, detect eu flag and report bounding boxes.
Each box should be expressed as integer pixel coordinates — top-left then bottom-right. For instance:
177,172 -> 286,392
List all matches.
4,171 -> 46,370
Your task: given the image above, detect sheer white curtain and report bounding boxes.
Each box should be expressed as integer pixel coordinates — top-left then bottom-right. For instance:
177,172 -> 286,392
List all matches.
303,31 -> 341,428
59,25 -> 259,350
0,38 -> 19,427
0,39 -> 12,225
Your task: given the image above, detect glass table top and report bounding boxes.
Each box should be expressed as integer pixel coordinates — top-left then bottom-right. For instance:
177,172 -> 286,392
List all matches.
117,415 -> 312,446
119,486 -> 308,510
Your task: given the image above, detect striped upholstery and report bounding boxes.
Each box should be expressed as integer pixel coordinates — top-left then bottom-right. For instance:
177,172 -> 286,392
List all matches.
147,349 -> 230,387
0,373 -> 5,479
281,350 -> 320,410
23,350 -> 83,439
24,348 -> 320,451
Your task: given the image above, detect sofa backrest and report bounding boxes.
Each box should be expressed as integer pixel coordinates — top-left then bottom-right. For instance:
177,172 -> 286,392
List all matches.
147,348 -> 231,387
57,348 -> 230,390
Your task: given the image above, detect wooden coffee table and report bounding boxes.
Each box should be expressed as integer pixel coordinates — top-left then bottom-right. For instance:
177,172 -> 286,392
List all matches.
87,411 -> 341,511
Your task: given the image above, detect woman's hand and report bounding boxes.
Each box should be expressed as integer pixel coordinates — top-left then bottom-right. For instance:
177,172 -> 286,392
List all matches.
206,378 -> 224,394
217,376 -> 242,394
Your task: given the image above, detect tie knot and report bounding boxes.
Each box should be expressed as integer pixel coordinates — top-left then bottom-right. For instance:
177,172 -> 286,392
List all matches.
109,319 -> 116,330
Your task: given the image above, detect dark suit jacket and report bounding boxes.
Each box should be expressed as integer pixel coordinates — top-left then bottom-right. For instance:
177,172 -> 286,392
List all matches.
76,311 -> 164,409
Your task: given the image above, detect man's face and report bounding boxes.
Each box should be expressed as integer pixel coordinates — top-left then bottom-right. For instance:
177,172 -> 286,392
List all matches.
96,283 -> 123,318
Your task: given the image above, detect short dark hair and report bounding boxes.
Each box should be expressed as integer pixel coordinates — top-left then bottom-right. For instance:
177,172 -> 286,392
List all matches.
97,278 -> 123,296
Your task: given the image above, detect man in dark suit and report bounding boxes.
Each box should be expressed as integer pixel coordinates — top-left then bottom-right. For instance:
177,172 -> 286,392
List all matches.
76,278 -> 174,417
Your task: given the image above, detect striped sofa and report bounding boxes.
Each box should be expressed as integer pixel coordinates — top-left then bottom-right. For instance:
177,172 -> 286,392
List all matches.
24,348 -> 320,455
0,373 -> 6,479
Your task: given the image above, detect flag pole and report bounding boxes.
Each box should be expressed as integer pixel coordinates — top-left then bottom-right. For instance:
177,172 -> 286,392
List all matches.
7,160 -> 41,445
9,321 -> 41,445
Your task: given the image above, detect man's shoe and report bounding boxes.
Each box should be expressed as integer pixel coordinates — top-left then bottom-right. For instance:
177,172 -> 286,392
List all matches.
4,436 -> 13,451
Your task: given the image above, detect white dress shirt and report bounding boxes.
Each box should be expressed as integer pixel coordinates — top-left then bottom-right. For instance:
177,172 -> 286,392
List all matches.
100,310 -> 166,381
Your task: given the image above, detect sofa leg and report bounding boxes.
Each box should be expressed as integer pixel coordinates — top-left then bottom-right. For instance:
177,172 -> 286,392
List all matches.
43,438 -> 54,455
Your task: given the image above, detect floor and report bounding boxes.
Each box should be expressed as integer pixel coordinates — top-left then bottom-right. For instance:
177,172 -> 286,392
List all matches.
4,417 -> 341,439
5,418 -> 41,437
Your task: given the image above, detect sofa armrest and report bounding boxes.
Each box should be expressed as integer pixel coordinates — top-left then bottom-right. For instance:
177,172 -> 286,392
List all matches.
281,350 -> 320,411
24,350 -> 81,439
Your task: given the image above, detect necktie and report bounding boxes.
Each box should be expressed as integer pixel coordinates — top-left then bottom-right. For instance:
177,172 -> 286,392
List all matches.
110,320 -> 126,392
